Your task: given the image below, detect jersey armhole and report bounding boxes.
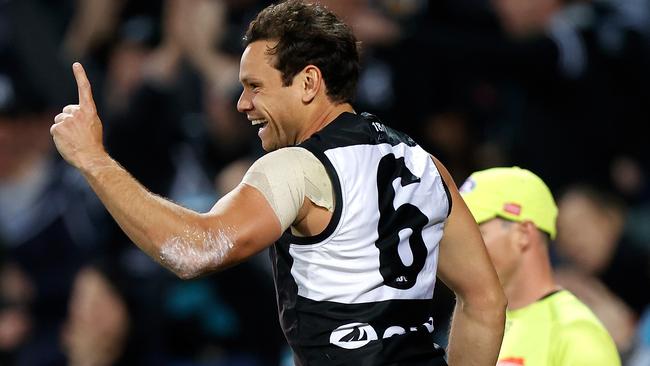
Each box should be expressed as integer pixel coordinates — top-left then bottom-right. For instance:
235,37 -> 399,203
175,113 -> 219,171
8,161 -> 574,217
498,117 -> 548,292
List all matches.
441,176 -> 452,217
279,143 -> 344,245
430,156 -> 453,217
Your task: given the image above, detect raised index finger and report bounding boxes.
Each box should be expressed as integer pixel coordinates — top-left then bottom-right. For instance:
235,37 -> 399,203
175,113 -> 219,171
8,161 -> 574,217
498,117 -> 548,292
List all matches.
72,62 -> 96,110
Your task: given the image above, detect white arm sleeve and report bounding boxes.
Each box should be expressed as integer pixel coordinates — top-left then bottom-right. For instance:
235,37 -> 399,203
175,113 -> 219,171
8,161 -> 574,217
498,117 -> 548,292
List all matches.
241,147 -> 334,232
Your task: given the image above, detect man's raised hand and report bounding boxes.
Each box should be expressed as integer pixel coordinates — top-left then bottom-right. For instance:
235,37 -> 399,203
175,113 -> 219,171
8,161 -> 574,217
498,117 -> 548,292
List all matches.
51,62 -> 107,171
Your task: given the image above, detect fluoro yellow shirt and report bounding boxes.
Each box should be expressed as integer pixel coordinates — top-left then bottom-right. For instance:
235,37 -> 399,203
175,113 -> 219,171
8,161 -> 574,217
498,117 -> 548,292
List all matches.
497,290 -> 621,366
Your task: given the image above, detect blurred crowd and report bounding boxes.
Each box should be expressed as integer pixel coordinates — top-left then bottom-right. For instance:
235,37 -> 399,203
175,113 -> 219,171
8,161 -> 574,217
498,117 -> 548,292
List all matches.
0,0 -> 649,365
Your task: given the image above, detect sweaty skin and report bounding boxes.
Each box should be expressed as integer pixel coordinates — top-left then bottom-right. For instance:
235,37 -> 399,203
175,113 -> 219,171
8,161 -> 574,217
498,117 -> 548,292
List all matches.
159,226 -> 236,279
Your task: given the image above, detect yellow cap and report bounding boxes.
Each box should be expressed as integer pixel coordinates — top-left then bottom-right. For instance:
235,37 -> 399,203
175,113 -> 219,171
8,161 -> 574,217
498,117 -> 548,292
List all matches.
459,167 -> 558,239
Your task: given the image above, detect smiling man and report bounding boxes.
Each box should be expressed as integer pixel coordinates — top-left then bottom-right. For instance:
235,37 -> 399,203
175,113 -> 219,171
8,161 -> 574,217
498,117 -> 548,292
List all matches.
50,1 -> 505,365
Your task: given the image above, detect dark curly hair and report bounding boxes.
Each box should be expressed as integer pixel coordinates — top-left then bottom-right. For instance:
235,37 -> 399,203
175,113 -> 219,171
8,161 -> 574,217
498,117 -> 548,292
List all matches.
244,0 -> 360,104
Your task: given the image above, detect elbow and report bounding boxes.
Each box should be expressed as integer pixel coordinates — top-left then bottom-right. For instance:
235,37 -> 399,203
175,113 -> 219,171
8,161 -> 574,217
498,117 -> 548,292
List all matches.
485,283 -> 508,312
173,268 -> 202,281
486,288 -> 508,337
482,284 -> 508,317
459,282 -> 508,321
159,249 -> 209,281
493,290 -> 508,320
157,227 -> 235,280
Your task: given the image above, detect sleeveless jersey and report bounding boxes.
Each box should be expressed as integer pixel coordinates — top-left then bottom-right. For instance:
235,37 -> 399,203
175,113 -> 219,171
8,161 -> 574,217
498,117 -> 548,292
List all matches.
270,112 -> 452,366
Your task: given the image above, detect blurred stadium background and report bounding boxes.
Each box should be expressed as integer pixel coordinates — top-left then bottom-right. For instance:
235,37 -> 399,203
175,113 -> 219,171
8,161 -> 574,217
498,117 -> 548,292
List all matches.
0,0 -> 649,365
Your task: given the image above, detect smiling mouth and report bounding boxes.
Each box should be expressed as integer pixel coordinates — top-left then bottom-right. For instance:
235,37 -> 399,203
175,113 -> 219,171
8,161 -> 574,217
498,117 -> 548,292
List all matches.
251,119 -> 268,128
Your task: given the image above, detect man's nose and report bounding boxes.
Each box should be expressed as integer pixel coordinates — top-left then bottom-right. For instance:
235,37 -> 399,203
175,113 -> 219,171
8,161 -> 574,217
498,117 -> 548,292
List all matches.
237,91 -> 252,113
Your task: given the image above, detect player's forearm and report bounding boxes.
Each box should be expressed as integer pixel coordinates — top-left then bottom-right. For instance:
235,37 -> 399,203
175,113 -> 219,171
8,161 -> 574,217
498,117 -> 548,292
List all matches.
79,154 -> 233,279
447,293 -> 506,366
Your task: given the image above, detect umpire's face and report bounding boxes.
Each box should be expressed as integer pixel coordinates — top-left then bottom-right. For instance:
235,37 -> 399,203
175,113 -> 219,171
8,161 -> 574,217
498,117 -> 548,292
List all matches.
237,40 -> 305,152
478,218 -> 523,287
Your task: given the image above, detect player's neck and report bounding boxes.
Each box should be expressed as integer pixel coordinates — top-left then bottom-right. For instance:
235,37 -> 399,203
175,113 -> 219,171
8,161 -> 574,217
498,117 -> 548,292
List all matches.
297,102 -> 355,143
504,255 -> 559,310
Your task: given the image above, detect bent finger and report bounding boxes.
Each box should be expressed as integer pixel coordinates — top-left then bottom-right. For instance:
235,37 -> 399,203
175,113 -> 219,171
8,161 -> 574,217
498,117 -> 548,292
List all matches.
62,104 -> 80,115
54,113 -> 71,124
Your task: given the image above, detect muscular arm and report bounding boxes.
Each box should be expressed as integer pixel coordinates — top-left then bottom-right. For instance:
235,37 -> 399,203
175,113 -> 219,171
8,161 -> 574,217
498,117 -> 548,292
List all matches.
433,157 -> 507,366
81,156 -> 281,278
51,63 -> 282,279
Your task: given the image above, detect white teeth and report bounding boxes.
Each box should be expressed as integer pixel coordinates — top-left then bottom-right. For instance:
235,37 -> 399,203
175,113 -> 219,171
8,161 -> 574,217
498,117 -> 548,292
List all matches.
251,119 -> 267,126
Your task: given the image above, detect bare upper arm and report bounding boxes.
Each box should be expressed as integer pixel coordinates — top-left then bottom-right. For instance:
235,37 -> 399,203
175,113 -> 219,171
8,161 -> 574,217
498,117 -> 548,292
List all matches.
432,157 -> 502,303
201,182 -> 283,270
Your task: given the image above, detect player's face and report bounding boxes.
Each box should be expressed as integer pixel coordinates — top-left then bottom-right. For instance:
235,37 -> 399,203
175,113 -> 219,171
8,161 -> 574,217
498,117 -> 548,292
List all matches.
237,40 -> 304,151
478,218 -> 521,286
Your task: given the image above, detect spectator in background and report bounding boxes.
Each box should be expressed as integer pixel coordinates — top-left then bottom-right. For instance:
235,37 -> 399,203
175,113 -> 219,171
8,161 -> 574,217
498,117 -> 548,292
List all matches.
492,0 -> 650,197
0,52 -> 102,366
460,166 -> 620,365
0,262 -> 33,365
62,267 -> 129,366
554,185 -> 649,355
393,0 -> 650,194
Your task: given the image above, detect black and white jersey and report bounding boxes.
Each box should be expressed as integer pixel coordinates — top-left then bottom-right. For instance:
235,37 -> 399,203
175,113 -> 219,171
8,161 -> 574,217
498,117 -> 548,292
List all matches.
271,112 -> 451,366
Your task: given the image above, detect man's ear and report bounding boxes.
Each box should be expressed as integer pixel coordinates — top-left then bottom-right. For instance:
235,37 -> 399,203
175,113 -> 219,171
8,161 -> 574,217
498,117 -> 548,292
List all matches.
300,65 -> 322,103
516,221 -> 537,252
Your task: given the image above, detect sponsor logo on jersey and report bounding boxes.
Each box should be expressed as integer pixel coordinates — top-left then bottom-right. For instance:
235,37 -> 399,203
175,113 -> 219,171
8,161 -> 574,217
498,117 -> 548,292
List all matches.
497,357 -> 525,365
330,323 -> 378,349
330,318 -> 434,349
